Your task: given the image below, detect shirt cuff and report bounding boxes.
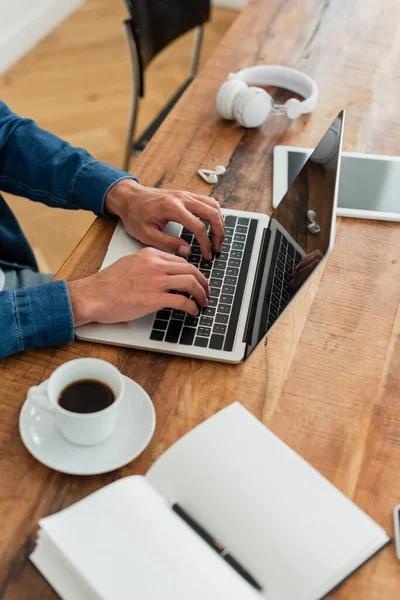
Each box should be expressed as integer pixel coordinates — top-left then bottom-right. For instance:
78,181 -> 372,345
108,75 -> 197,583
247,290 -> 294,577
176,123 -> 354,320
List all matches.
14,280 -> 75,351
70,160 -> 138,216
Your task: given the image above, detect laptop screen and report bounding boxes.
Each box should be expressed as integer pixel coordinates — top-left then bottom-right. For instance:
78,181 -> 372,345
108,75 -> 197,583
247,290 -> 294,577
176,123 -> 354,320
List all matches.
244,111 -> 345,359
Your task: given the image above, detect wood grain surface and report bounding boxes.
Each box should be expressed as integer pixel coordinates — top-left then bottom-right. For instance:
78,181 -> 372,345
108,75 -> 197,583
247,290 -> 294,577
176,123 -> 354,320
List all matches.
1,0 -> 400,597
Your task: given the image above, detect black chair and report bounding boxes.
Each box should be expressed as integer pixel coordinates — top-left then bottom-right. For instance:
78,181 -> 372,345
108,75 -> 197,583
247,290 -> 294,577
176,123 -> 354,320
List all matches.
122,0 -> 210,171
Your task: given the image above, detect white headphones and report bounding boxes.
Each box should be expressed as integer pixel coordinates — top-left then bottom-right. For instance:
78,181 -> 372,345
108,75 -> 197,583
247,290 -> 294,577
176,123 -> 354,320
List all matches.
216,65 -> 318,128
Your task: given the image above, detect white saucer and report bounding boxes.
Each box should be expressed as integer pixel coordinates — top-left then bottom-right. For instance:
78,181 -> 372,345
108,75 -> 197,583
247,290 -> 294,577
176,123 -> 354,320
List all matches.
19,375 -> 156,476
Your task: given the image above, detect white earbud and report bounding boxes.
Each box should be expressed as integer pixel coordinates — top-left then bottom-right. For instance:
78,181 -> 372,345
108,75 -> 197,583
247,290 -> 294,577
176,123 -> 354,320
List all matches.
307,210 -> 321,234
197,165 -> 226,185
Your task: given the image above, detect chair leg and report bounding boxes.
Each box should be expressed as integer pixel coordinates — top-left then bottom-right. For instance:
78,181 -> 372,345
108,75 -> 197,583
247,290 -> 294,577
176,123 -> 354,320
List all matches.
123,21 -> 141,171
190,25 -> 204,78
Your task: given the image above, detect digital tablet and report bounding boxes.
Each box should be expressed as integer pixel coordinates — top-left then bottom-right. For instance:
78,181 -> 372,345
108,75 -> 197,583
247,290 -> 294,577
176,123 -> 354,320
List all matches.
273,146 -> 400,221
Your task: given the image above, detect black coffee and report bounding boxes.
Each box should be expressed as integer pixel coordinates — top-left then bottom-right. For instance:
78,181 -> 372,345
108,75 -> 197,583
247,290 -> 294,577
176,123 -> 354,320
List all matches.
58,379 -> 115,414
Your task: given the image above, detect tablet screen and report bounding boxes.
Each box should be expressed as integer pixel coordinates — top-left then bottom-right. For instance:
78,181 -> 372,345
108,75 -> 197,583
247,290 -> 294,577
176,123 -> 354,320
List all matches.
286,151 -> 400,215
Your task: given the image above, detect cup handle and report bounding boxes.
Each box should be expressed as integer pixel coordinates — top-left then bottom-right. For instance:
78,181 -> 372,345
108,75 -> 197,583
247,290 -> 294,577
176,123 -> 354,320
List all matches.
27,386 -> 55,413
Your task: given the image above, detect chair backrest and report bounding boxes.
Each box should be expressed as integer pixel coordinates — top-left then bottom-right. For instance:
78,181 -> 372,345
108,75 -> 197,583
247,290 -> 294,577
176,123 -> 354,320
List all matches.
124,0 -> 210,71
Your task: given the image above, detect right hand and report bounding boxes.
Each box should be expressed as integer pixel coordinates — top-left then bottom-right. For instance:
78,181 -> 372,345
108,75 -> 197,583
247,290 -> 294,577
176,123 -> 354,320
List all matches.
68,248 -> 210,327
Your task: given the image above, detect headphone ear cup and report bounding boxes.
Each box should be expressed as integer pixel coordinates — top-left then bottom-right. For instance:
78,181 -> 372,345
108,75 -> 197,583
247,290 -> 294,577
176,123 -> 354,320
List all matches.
284,98 -> 303,120
233,86 -> 272,128
216,79 -> 248,120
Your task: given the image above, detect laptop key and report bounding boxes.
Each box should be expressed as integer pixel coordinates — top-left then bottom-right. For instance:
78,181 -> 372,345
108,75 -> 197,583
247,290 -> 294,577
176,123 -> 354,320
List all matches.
198,326 -> 211,337
214,260 -> 227,270
194,336 -> 209,348
181,233 -> 193,244
200,260 -> 213,270
236,225 -> 248,234
222,284 -> 235,295
210,287 -> 221,297
224,227 -> 234,236
215,313 -> 229,324
180,327 -> 196,345
277,257 -> 285,272
210,278 -> 223,288
208,296 -> 218,306
218,304 -> 231,314
234,234 -> 246,242
232,242 -> 244,251
230,250 -> 243,259
209,334 -> 224,350
171,310 -> 186,320
224,215 -> 237,227
150,330 -> 165,341
165,320 -> 184,342
221,244 -> 231,253
200,269 -> 211,279
213,324 -> 227,335
202,306 -> 216,317
185,316 -> 199,327
153,319 -> 168,331
228,259 -> 241,268
226,267 -> 239,277
217,252 -> 229,261
212,269 -> 225,279
156,310 -> 171,320
188,255 -> 200,265
238,217 -> 249,225
223,236 -> 233,245
200,317 -> 213,327
220,294 -> 233,305
224,276 -> 237,286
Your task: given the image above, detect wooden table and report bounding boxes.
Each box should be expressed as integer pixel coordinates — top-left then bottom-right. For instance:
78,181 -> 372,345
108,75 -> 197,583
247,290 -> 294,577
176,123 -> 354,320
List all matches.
1,0 -> 400,597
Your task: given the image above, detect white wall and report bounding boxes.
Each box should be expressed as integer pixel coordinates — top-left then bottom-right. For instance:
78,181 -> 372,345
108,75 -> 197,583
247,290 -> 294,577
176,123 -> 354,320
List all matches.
0,0 -> 84,75
212,0 -> 247,8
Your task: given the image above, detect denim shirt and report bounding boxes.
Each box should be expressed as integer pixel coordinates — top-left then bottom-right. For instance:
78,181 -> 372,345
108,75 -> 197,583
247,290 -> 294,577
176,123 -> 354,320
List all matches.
0,101 -> 136,359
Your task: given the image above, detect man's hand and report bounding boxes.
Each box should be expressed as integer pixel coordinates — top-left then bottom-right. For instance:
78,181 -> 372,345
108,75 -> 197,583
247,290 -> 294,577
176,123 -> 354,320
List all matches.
289,249 -> 323,290
105,179 -> 224,261
68,248 -> 210,327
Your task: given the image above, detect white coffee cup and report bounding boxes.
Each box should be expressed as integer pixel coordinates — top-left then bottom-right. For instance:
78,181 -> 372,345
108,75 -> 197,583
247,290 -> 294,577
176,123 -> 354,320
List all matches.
27,358 -> 125,446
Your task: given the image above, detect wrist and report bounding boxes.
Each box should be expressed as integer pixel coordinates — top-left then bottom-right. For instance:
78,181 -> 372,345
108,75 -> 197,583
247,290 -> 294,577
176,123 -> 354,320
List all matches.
67,278 -> 96,327
105,178 -> 141,217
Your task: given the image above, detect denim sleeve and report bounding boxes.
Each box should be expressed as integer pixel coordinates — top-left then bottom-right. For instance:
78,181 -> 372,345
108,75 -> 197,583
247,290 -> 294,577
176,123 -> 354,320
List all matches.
0,280 -> 74,359
0,100 -> 137,216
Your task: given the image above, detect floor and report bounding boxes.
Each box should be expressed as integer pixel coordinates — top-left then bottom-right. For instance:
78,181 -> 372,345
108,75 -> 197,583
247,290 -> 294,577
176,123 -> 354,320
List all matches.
0,1 -> 236,273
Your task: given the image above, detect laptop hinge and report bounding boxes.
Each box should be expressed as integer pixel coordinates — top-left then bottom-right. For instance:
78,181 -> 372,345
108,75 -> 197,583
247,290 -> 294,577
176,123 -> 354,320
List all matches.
243,226 -> 271,346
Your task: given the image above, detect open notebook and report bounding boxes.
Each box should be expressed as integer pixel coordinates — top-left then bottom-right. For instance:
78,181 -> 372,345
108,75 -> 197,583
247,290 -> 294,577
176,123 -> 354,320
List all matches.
30,403 -> 389,600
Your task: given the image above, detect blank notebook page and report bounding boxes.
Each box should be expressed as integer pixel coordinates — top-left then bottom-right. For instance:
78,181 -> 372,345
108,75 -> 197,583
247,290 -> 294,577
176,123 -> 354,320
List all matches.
146,402 -> 390,600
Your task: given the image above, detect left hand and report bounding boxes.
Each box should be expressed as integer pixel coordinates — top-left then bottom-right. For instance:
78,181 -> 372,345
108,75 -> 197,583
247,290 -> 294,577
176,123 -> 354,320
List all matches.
105,179 -> 224,260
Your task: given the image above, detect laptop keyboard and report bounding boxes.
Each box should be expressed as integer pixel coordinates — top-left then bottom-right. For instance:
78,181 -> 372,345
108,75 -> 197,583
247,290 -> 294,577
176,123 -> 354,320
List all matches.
150,215 -> 258,351
265,230 -> 302,329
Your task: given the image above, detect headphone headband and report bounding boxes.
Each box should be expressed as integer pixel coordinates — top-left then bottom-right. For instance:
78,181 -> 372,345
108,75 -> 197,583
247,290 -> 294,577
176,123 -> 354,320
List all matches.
227,65 -> 318,115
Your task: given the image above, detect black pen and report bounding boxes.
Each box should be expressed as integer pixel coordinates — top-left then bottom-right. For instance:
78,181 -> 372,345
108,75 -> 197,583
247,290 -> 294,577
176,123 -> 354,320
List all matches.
172,503 -> 263,592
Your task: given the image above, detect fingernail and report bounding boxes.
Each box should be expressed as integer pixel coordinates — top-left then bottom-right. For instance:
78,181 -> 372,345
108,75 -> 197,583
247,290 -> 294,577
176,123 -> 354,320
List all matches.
207,286 -> 211,297
178,245 -> 190,257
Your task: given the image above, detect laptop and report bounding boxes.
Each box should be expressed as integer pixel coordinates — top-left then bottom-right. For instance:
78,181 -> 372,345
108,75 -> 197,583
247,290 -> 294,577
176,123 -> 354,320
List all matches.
76,111 -> 345,363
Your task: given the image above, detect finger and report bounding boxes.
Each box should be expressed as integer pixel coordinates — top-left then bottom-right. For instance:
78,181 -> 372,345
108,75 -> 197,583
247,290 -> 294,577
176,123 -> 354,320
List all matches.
161,293 -> 200,317
172,207 -> 212,260
145,228 -> 192,258
191,194 -> 224,232
289,259 -> 320,289
165,274 -> 208,308
295,250 -> 323,270
165,261 -> 210,295
186,198 -> 224,254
